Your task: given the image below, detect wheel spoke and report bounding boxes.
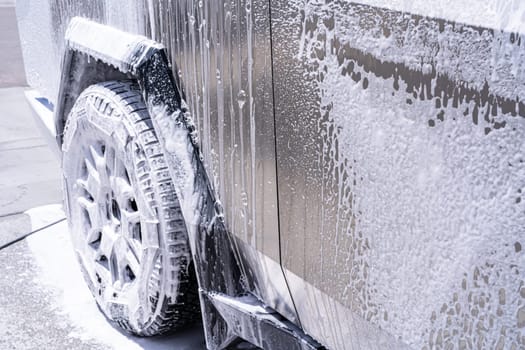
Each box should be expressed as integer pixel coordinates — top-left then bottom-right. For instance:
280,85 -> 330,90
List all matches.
93,259 -> 111,283
76,179 -> 90,196
77,170 -> 102,201
85,226 -> 99,242
78,197 -> 103,230
85,155 -> 98,179
121,209 -> 140,230
90,145 -> 110,188
75,139 -> 147,292
99,226 -> 117,262
104,146 -> 117,177
113,154 -> 128,179
112,177 -> 134,207
110,238 -> 138,284
125,247 -> 140,279
109,252 -> 120,284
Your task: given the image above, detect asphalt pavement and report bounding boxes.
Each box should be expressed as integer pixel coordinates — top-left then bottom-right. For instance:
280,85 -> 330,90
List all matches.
0,5 -> 205,349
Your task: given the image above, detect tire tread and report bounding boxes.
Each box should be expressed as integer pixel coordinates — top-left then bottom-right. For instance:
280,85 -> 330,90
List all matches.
64,80 -> 200,336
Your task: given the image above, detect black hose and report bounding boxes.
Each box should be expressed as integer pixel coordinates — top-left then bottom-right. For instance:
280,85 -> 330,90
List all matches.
0,217 -> 66,251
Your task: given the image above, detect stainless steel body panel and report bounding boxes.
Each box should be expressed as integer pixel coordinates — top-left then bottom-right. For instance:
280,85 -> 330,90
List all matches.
156,0 -> 281,263
271,1 -> 525,349
285,270 -> 409,350
140,0 -> 296,323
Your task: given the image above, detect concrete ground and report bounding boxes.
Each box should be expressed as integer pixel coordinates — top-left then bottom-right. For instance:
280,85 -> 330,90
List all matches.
0,4 -> 205,349
0,2 -> 62,216
0,87 -> 63,216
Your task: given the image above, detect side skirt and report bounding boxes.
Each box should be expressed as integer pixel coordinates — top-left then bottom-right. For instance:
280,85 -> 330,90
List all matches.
201,291 -> 325,350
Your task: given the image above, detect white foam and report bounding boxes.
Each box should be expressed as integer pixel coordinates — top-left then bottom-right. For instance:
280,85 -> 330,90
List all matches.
353,0 -> 525,33
25,204 -> 205,350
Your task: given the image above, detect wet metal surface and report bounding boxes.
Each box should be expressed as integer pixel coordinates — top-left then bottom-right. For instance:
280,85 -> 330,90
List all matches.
272,1 -> 525,349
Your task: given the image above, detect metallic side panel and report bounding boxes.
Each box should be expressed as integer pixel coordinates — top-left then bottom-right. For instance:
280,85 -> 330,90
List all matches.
285,270 -> 409,350
153,0 -> 280,262
234,237 -> 299,325
271,1 -> 525,349
142,0 -> 292,322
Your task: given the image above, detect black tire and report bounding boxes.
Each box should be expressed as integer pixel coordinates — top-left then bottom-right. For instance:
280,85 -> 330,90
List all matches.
62,81 -> 200,336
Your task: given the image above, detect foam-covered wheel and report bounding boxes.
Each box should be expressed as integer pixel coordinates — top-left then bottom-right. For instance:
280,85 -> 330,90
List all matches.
62,81 -> 200,335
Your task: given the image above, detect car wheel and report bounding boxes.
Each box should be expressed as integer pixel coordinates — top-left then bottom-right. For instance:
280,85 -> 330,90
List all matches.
62,80 -> 200,335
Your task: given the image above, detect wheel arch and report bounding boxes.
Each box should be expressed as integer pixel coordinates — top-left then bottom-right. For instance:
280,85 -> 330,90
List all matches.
54,51 -> 128,146
54,18 -> 185,147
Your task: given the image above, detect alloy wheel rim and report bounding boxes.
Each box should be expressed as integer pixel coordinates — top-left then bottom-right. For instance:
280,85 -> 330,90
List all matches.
75,141 -> 143,292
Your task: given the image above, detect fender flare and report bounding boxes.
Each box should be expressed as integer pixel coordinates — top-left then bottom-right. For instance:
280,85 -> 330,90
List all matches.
55,18 -> 182,146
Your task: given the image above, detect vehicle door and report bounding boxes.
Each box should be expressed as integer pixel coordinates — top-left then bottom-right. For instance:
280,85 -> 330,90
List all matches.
271,1 -> 525,349
159,0 -> 298,323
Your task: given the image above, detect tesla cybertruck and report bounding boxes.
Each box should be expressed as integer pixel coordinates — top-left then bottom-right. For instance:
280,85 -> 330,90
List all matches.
16,0 -> 525,349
